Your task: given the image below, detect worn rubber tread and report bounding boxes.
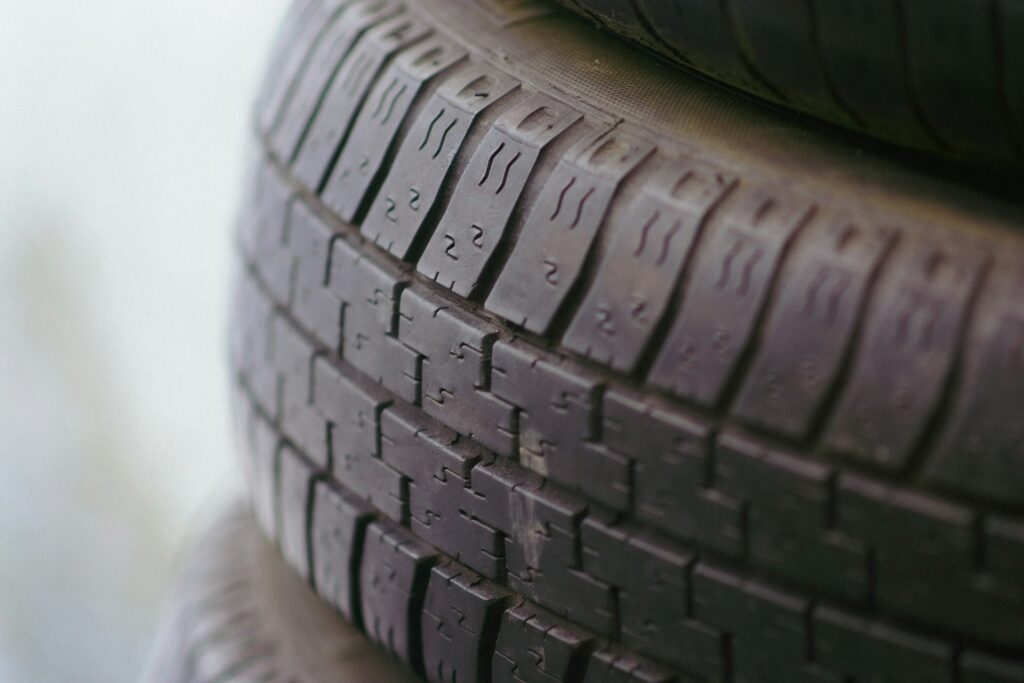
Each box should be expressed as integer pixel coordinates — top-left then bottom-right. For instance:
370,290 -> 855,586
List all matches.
230,1 -> 1024,681
554,0 -> 1024,166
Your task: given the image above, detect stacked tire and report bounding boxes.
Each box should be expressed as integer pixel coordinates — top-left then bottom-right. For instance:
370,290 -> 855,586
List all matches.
151,1 -> 1024,681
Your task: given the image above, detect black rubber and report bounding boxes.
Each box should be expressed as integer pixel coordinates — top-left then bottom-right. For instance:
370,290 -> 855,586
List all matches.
230,1 -> 1024,681
554,0 -> 1024,167
143,504 -> 419,683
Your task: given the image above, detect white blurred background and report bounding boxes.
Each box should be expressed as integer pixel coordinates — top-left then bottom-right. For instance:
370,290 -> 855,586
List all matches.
0,1 -> 288,680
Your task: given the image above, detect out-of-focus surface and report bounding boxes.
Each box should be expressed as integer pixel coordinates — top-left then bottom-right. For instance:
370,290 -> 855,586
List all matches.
0,1 -> 288,680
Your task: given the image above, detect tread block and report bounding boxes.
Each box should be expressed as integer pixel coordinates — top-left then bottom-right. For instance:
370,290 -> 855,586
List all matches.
381,406 -> 505,578
272,0 -> 404,160
233,276 -> 277,413
310,480 -> 374,621
648,187 -> 812,407
813,606 -> 952,683
838,469 -> 975,561
924,265 -> 1024,506
398,288 -> 516,455
582,517 -> 722,678
255,0 -> 322,121
714,430 -> 868,602
238,159 -> 292,261
329,238 -> 420,401
380,402 -> 478,478
416,93 -> 582,297
491,341 -> 601,489
692,564 -> 837,683
314,357 -> 406,522
838,474 -> 1024,648
583,648 -> 675,683
574,441 -> 631,514
422,563 -> 511,683
287,201 -> 342,349
362,65 -> 520,259
275,315 -> 330,466
247,412 -> 281,541
257,208 -> 297,307
505,486 -> 614,635
484,127 -> 654,334
360,520 -> 438,667
240,296 -> 280,419
602,390 -> 744,557
259,0 -> 353,133
251,171 -> 297,305
492,601 -> 594,683
732,215 -> 895,438
563,157 -> 734,372
279,446 -> 316,579
462,453 -> 544,533
293,12 -> 431,190
824,237 -> 986,470
460,457 -> 613,634
274,311 -> 314,394
321,35 -> 467,221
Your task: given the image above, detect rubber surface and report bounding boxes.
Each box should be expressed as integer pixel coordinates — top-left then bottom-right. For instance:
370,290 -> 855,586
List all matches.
143,504 -> 419,683
554,0 -> 1024,167
231,0 -> 1024,681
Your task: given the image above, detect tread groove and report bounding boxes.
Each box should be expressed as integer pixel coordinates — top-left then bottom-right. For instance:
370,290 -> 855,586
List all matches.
897,255 -> 993,477
553,0 -> 1024,163
227,3 -> 1024,682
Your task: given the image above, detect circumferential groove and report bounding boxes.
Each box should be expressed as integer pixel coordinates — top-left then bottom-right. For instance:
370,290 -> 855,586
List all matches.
228,1 -> 1024,681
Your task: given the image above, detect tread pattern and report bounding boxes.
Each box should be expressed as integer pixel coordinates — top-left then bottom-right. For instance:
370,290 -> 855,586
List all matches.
231,1 -> 1024,681
417,94 -> 584,298
143,505 -> 421,683
421,562 -> 510,683
553,0 -> 1024,165
484,126 -> 654,334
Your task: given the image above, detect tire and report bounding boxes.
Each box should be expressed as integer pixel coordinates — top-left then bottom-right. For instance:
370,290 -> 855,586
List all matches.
143,504 -> 420,683
554,0 -> 1024,167
231,0 -> 1024,681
